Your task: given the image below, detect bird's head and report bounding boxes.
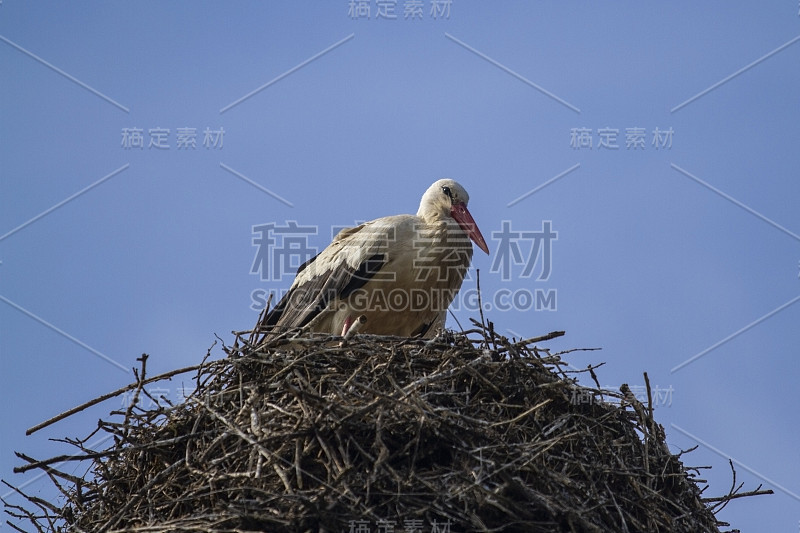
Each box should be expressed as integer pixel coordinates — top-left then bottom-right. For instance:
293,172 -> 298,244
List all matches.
417,179 -> 490,254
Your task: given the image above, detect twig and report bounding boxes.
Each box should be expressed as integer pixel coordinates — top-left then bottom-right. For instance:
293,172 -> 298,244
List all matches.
703,459 -> 773,513
475,269 -> 489,348
98,458 -> 186,533
703,487 -> 774,503
6,321 -> 768,532
508,330 -> 566,348
26,362 -> 214,435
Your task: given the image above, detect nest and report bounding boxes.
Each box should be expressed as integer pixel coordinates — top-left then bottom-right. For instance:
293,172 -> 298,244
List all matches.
4,322 -> 769,532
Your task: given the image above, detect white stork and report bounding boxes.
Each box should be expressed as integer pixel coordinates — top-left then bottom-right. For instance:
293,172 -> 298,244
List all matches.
260,179 -> 489,339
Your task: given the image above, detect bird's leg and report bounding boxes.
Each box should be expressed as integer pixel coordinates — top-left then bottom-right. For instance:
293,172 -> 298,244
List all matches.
341,316 -> 354,337
340,315 -> 367,346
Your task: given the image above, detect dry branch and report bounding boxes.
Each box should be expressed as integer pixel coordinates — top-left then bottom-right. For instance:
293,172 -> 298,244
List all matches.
3,324 -> 770,532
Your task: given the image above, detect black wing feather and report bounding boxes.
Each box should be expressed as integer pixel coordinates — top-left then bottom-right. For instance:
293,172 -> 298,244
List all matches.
260,250 -> 387,337
339,253 -> 385,299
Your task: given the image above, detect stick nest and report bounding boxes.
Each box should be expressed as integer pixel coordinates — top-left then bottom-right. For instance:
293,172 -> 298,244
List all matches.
5,325 -> 767,532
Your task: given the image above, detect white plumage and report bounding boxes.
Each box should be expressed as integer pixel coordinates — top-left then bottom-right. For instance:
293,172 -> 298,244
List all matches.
261,179 -> 489,339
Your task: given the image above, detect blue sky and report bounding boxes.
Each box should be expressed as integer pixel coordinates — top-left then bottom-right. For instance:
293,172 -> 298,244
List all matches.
2,2 -> 799,531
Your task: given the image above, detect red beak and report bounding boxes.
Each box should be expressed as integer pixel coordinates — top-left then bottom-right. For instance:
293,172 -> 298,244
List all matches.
450,202 -> 490,254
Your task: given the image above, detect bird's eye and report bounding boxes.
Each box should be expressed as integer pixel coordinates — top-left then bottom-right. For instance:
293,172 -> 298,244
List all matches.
441,186 -> 453,199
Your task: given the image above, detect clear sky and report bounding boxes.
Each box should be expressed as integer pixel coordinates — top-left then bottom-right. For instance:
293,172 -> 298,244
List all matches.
2,2 -> 799,531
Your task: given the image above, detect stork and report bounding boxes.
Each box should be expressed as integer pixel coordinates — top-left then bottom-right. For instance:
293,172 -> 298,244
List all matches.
259,179 -> 489,340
